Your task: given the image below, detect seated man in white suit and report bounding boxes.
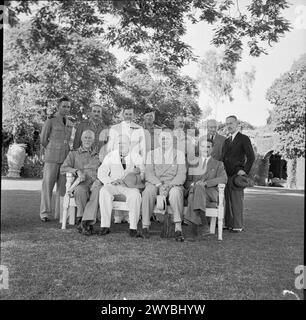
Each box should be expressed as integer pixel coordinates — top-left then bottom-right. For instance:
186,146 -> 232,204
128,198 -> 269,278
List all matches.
98,135 -> 144,237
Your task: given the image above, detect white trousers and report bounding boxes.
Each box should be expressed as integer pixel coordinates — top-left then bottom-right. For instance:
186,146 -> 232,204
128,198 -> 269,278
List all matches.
99,184 -> 141,230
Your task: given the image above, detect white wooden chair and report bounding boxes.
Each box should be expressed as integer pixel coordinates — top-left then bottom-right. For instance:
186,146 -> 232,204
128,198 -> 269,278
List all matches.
61,173 -> 79,229
113,183 -> 226,241
61,173 -> 225,240
61,173 -> 127,229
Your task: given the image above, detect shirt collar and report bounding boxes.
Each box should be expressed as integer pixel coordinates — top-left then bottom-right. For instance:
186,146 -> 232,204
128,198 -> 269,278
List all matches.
231,131 -> 239,140
201,155 -> 211,162
78,145 -> 96,155
55,113 -> 66,122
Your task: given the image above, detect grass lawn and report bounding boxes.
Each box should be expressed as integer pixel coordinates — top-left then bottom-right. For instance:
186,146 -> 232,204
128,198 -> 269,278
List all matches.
0,180 -> 304,300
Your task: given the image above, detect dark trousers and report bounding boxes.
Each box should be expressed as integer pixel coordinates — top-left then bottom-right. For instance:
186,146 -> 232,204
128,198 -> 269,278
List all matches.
184,184 -> 218,225
224,178 -> 244,229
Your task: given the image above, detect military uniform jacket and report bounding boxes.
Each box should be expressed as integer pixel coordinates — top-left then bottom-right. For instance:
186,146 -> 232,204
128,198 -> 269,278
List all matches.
107,121 -> 146,157
60,146 -> 100,184
40,114 -> 73,164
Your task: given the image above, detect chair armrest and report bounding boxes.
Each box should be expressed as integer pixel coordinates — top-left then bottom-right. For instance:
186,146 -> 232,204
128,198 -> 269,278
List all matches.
66,172 -> 76,190
65,172 -> 82,194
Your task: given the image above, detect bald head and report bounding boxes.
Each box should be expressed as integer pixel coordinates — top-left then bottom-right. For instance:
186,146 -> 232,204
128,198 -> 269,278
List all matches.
207,119 -> 218,135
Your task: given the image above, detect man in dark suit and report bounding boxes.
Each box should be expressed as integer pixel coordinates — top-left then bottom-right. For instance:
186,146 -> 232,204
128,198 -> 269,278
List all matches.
222,115 -> 255,232
207,119 -> 226,161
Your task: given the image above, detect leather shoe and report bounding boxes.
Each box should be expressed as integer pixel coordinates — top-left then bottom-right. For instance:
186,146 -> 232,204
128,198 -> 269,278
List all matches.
175,231 -> 184,242
97,227 -> 110,236
76,217 -> 82,226
137,228 -> 150,239
230,228 -> 244,233
41,217 -> 49,222
129,229 -> 138,237
79,221 -> 94,236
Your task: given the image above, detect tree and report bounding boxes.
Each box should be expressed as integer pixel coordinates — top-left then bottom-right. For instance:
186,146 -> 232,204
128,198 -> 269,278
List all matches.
198,50 -> 256,119
3,22 -> 121,135
5,0 -> 291,75
118,55 -> 202,128
266,54 -> 306,188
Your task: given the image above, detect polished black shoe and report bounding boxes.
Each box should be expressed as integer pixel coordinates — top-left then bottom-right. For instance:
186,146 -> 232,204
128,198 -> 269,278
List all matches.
129,229 -> 138,237
41,217 -> 50,222
97,227 -> 110,236
137,228 -> 150,239
175,231 -> 185,242
76,217 -> 82,226
79,221 -> 94,236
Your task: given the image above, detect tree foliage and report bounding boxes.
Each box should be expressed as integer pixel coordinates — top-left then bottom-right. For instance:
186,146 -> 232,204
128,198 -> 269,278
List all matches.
118,55 -> 202,127
3,22 -> 121,131
266,54 -> 306,159
5,0 -> 291,72
198,50 -> 256,118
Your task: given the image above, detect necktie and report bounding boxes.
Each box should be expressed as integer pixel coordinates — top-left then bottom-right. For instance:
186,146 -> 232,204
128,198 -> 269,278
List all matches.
120,155 -> 126,170
63,117 -> 66,126
162,150 -> 165,164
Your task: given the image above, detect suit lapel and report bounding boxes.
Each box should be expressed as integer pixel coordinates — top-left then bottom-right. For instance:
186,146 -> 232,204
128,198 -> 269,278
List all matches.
157,148 -> 175,176
201,157 -> 212,180
230,132 -> 240,145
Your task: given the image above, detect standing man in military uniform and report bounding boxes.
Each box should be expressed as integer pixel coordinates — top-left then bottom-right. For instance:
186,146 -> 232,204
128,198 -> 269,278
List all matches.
73,104 -> 109,160
40,96 -> 73,222
107,105 -> 146,158
142,107 -> 161,156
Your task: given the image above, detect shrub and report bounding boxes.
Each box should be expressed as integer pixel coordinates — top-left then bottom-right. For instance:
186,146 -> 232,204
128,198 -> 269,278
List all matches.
20,155 -> 44,178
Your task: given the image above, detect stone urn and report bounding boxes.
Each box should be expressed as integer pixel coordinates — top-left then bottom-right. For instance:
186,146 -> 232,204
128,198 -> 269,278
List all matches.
6,143 -> 27,178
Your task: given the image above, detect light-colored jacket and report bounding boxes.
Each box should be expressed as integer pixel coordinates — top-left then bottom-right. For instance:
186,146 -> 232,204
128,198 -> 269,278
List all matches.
107,121 -> 146,157
98,149 -> 144,185
145,147 -> 186,186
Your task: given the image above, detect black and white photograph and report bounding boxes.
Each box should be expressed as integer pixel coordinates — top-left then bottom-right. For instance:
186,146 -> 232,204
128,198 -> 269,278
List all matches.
1,0 -> 305,305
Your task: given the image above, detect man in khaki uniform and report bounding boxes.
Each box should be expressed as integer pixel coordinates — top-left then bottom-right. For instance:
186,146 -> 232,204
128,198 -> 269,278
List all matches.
40,96 -> 73,222
73,104 -> 109,159
60,130 -> 101,232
